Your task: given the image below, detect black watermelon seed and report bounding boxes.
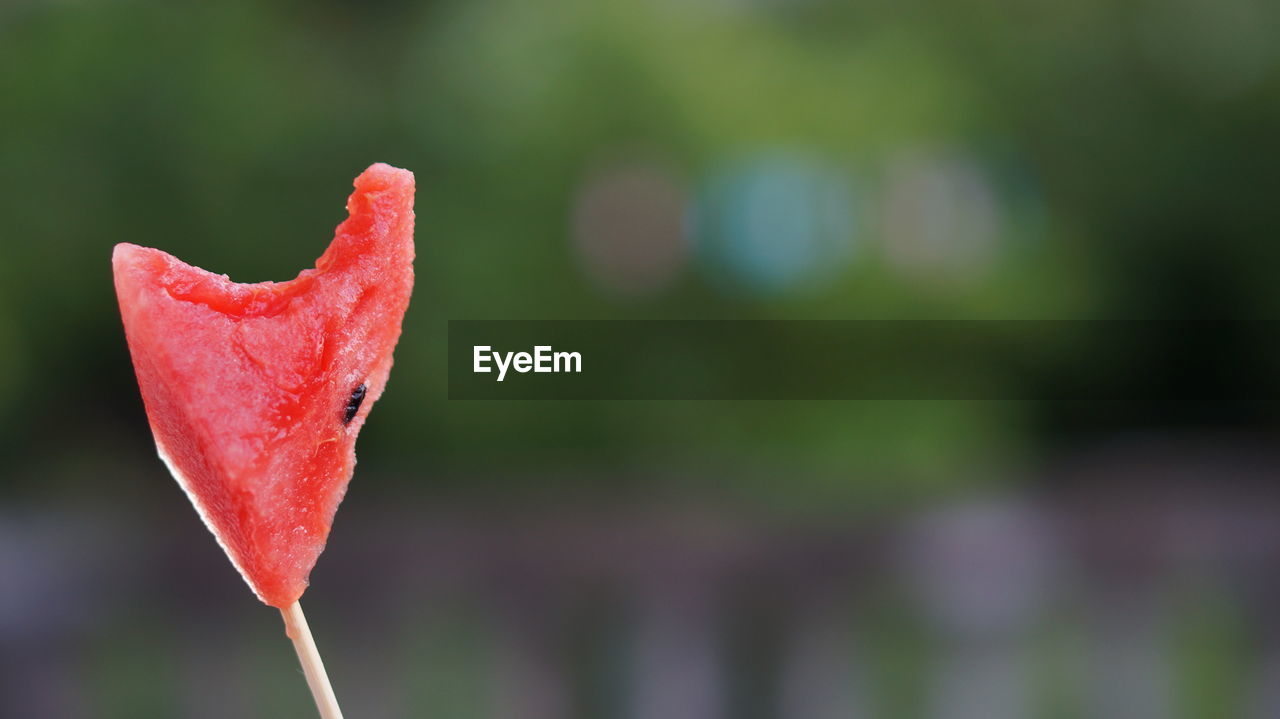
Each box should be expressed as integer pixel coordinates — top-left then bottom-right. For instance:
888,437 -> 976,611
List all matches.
343,383 -> 367,425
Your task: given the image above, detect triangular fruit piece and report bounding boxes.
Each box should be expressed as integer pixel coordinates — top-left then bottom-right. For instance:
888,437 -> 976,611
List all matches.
113,163 -> 415,608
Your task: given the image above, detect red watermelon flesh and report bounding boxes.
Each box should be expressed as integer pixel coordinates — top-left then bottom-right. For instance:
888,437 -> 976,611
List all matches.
113,163 -> 414,608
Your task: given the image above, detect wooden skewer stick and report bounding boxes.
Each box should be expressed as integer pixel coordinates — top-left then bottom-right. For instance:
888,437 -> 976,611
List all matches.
281,601 -> 345,719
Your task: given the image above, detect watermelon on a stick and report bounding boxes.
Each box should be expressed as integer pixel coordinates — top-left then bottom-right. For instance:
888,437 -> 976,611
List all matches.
112,163 -> 415,719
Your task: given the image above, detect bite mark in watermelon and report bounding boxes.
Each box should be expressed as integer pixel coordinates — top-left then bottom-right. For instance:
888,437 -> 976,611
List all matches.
113,163 -> 414,608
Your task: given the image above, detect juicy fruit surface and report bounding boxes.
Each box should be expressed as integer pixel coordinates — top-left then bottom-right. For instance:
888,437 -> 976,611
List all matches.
113,164 -> 414,607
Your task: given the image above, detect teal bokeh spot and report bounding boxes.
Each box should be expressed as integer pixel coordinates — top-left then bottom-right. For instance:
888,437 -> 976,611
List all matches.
693,152 -> 857,295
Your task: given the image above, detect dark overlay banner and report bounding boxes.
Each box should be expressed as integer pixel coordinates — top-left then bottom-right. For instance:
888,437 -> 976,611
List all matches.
447,320 -> 1280,400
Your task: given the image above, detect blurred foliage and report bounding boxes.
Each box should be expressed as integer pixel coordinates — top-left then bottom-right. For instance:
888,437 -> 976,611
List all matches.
1,0 -> 1278,505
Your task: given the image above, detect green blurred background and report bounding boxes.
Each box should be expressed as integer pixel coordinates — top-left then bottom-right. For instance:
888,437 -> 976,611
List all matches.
3,0 -> 1280,716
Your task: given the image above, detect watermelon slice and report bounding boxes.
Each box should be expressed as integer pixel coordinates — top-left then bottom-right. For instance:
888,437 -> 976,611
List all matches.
113,163 -> 414,608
